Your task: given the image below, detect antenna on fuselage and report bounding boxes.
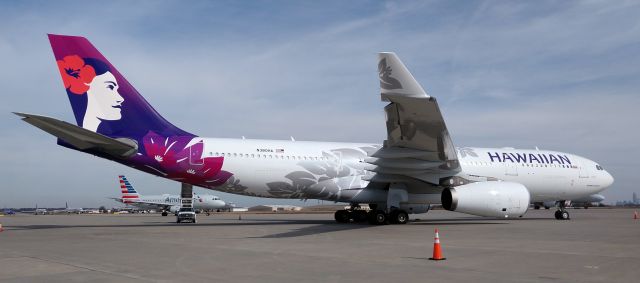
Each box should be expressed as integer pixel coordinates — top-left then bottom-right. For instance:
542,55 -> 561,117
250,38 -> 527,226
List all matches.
290,136 -> 295,142
535,146 -> 540,151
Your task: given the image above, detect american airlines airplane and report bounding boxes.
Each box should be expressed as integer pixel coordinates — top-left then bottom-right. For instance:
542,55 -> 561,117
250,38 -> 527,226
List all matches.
113,175 -> 227,215
16,34 -> 613,225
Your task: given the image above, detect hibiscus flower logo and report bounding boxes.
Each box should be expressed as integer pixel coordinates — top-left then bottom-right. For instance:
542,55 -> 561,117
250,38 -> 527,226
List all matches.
140,131 -> 232,186
457,147 -> 478,158
56,55 -> 96,95
378,58 -> 403,90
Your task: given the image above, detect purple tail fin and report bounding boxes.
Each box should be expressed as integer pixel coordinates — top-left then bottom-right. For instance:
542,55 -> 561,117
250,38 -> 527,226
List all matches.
48,34 -> 191,140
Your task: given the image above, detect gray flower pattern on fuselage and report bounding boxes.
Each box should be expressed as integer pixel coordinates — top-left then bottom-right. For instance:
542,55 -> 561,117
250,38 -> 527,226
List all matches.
266,146 -> 379,200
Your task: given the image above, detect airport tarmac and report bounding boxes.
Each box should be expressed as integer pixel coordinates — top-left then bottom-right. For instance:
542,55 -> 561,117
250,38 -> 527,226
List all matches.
1,208 -> 639,282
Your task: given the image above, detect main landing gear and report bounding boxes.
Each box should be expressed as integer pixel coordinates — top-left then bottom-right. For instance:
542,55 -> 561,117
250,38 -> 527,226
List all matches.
554,200 -> 570,220
334,204 -> 409,225
334,204 -> 368,223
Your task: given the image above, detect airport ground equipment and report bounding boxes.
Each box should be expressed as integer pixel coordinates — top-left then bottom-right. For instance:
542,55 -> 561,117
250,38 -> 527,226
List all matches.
176,183 -> 196,223
176,207 -> 196,223
429,229 -> 445,261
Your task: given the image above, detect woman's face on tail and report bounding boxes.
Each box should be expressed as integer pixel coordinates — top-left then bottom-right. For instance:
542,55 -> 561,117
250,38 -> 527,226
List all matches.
87,71 -> 124,120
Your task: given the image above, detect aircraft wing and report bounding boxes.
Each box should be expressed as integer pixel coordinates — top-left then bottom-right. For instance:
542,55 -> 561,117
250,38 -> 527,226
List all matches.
369,53 -> 459,185
14,112 -> 138,158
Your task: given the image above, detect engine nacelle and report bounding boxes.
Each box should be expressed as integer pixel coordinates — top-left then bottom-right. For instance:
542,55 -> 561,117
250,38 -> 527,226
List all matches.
169,206 -> 181,213
441,181 -> 530,218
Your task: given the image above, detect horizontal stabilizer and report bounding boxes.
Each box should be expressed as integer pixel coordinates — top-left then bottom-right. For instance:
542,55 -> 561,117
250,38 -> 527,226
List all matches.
14,112 -> 138,158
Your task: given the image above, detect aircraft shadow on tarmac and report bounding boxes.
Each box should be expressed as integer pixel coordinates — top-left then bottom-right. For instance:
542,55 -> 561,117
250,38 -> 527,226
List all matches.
7,217 -> 512,239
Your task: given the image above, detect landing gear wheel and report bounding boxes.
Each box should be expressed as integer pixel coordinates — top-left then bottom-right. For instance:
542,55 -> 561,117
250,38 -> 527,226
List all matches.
534,205 -> 540,210
395,210 -> 409,224
368,210 -> 387,225
352,210 -> 368,223
162,211 -> 168,216
389,211 -> 399,224
555,210 -> 570,220
334,210 -> 351,223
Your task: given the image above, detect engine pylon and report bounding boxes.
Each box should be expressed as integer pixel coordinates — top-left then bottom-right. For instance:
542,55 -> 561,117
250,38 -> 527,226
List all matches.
429,228 -> 446,261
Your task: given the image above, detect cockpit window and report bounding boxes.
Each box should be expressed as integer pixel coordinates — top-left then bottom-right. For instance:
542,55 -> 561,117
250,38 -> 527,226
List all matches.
595,165 -> 604,170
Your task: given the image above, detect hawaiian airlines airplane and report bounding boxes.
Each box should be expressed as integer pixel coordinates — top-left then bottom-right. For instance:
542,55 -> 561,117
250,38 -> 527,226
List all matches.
114,175 -> 227,215
15,34 -> 613,225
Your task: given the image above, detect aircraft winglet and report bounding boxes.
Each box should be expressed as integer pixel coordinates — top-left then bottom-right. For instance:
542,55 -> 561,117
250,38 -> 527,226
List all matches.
378,52 -> 428,100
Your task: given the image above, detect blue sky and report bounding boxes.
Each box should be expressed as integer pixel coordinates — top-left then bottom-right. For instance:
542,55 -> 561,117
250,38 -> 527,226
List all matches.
1,0 -> 638,207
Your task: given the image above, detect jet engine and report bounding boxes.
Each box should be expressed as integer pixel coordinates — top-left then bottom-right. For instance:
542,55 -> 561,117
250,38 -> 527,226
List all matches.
169,206 -> 181,213
441,181 -> 530,218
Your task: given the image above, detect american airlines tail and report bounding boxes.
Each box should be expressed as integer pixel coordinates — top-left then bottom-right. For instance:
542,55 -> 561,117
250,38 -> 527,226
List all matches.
119,175 -> 140,203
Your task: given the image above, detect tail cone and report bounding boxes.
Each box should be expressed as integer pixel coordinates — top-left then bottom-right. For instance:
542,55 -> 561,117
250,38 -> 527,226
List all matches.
429,228 -> 446,261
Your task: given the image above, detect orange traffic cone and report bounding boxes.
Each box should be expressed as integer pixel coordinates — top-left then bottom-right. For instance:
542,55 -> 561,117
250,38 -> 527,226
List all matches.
0,224 -> 3,232
634,211 -> 638,220
429,228 -> 446,261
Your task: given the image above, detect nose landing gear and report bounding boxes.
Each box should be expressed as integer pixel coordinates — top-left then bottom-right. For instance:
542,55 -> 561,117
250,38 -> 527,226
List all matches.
554,200 -> 570,220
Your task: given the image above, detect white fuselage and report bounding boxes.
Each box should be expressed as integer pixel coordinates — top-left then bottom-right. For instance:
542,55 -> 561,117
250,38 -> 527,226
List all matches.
198,138 -> 613,204
130,194 -> 226,211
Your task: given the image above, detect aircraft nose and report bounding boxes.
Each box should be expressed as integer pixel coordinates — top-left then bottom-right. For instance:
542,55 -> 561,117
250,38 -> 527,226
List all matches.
603,171 -> 614,187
